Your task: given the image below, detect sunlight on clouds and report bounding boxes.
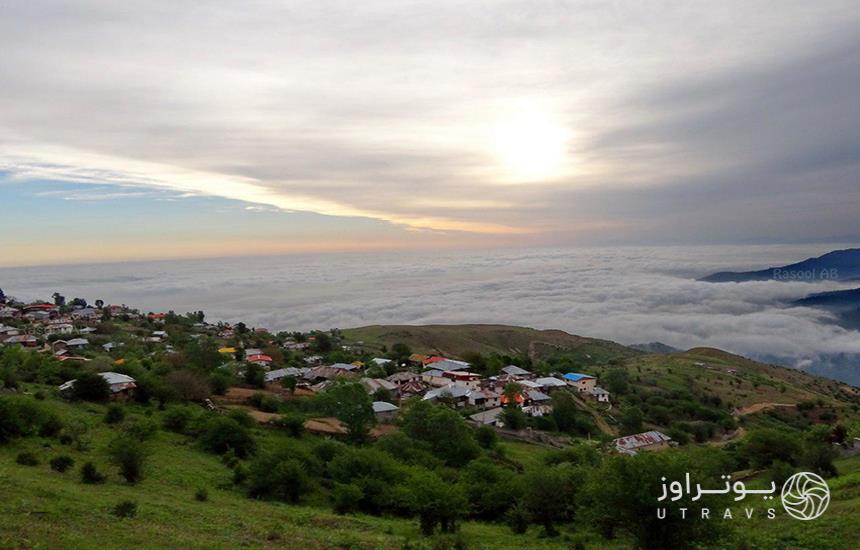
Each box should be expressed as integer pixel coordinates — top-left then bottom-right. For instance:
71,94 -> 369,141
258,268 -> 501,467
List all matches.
492,102 -> 570,183
0,142 -> 528,236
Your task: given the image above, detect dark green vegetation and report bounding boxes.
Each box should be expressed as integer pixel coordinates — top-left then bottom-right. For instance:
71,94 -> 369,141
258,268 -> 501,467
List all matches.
2,314 -> 860,549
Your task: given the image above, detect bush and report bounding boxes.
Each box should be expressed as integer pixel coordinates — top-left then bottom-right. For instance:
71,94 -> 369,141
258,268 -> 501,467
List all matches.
108,435 -> 148,483
199,417 -> 256,458
113,500 -> 137,519
38,414 -> 64,438
122,418 -> 158,441
72,372 -> 111,402
16,452 -> 39,466
104,404 -> 126,424
0,396 -> 48,442
50,455 -> 75,473
248,392 -> 280,413
272,414 -> 304,437
162,405 -> 197,433
507,502 -> 530,534
332,483 -> 363,514
80,461 -> 106,484
475,425 -> 497,449
227,408 -> 255,428
195,487 -> 209,502
248,455 -> 311,503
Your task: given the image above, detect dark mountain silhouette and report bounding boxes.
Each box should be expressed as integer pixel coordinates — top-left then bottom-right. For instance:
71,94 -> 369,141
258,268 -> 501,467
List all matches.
700,248 -> 860,282
794,287 -> 860,330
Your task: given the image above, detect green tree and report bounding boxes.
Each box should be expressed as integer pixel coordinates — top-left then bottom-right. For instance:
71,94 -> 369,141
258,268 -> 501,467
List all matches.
321,382 -> 375,443
620,406 -> 644,434
407,470 -> 467,535
522,464 -> 582,537
107,435 -> 148,484
603,369 -> 629,395
401,401 -> 480,466
72,372 -> 111,402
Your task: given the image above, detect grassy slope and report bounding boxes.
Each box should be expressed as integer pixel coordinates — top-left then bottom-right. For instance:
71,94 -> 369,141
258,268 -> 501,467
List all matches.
342,324 -> 641,363
0,392 -> 573,550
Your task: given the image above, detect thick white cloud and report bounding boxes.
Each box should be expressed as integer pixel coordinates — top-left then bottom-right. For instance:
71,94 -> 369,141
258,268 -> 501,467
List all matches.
2,244 -> 859,368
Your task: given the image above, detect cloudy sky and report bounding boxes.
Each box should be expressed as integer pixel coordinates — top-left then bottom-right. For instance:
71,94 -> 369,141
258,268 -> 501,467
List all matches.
2,1 -> 860,266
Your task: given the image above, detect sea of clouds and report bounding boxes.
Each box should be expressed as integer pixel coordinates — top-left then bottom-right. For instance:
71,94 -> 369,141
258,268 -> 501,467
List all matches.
3,244 -> 859,379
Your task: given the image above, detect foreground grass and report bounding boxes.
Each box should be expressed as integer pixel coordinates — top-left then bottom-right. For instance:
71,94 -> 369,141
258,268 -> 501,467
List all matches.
0,394 -> 579,550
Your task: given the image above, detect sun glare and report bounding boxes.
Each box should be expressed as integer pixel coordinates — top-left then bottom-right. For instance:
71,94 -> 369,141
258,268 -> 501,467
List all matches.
493,107 -> 569,182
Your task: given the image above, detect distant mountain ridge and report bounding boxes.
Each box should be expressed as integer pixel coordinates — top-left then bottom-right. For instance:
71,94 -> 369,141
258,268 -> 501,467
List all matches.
629,342 -> 680,354
794,287 -> 860,331
700,248 -> 860,282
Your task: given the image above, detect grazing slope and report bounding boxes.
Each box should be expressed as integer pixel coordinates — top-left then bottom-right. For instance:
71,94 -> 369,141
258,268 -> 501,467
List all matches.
342,324 -> 642,362
700,248 -> 860,282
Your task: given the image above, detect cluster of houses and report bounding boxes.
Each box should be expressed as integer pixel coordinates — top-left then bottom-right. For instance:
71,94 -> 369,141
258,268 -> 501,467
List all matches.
257,352 -> 612,429
1,291 -> 674,455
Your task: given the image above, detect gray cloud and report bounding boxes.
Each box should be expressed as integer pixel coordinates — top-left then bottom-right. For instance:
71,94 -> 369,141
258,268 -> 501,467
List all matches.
2,1 -> 860,243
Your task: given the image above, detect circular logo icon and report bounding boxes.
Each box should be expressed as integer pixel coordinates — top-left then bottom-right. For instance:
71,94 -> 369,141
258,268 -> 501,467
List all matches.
781,472 -> 830,520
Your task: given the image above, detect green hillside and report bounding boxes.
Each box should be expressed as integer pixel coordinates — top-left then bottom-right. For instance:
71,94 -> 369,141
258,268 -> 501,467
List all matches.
342,324 -> 641,363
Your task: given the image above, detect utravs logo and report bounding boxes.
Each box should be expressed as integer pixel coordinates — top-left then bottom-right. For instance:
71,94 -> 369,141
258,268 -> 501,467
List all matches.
656,471 -> 830,521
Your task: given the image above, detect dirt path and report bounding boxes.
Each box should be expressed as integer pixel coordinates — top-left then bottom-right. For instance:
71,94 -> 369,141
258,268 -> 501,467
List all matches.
571,392 -> 617,436
733,402 -> 795,417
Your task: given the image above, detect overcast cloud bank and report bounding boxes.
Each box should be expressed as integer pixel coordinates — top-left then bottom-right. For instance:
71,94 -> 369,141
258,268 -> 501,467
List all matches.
2,244 -> 859,379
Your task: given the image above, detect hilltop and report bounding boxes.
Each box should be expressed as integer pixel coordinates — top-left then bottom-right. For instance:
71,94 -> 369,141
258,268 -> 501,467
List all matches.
700,248 -> 860,282
342,324 -> 642,363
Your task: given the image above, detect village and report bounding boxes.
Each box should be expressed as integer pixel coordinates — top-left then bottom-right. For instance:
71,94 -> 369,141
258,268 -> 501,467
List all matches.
0,288 -> 672,456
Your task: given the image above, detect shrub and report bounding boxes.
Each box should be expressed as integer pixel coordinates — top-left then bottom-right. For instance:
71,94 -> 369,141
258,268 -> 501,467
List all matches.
248,392 -> 280,413
199,417 -> 256,458
33,390 -> 46,401
247,446 -> 316,503
122,418 -> 158,441
113,500 -> 137,518
38,413 -> 64,438
195,487 -> 209,502
108,435 -> 148,483
162,405 -> 197,433
104,404 -> 126,425
80,461 -> 106,484
227,408 -> 255,428
272,414 -> 304,437
50,455 -> 75,473
72,372 -> 111,402
332,483 -> 363,514
166,369 -> 212,402
16,452 -> 39,466
475,425 -> 497,449
0,396 -> 48,442
506,502 -> 530,534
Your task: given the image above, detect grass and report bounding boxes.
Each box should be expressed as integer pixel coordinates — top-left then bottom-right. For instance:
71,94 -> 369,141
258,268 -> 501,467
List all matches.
0,391 -> 577,550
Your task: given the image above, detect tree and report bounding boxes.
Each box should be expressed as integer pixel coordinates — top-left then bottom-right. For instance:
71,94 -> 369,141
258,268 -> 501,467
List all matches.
72,372 -> 111,402
741,429 -> 802,468
522,464 -> 582,537
52,292 -> 66,306
603,369 -> 629,395
247,446 -> 314,503
502,382 -> 523,404
501,407 -> 527,430
407,470 -> 467,535
321,382 -> 375,443
243,363 -> 265,388
475,425 -> 497,449
552,391 -> 586,434
0,288 -> 6,303
199,416 -> 256,458
390,343 -> 411,362
312,332 -> 333,353
619,406 -> 644,434
579,448 -> 730,548
95,299 -> 104,309
280,375 -> 297,393
166,369 -> 212,401
108,435 -> 148,483
401,401 -> 480,466
461,457 -> 521,520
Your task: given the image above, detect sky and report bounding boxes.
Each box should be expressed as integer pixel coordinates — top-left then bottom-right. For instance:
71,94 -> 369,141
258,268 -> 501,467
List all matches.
2,1 -> 860,266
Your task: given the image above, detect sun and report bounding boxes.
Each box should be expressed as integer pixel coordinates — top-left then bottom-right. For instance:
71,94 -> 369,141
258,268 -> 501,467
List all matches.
493,107 -> 569,182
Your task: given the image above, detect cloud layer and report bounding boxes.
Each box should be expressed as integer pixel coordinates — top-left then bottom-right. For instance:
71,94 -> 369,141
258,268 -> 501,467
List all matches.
3,245 -> 859,370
